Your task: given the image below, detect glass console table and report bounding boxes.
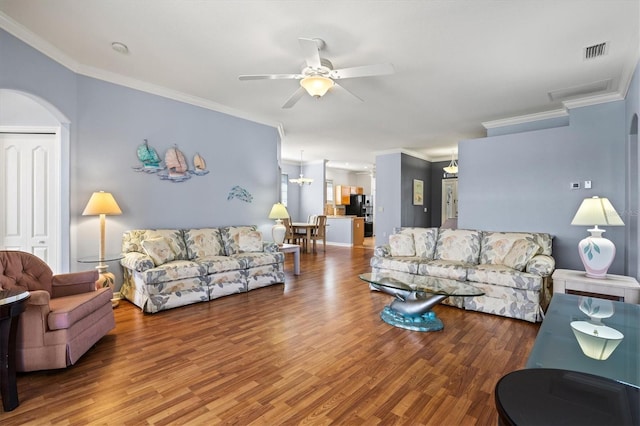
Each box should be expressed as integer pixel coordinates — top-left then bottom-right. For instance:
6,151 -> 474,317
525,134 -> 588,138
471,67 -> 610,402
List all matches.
78,253 -> 124,307
359,271 -> 484,332
526,292 -> 639,387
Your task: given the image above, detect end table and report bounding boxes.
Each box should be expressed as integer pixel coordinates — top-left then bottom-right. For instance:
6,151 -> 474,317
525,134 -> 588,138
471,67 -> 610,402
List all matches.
78,253 -> 124,307
552,269 -> 640,303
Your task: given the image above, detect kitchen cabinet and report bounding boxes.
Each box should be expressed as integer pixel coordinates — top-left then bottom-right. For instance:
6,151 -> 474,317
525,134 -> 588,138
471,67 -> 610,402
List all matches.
353,217 -> 364,246
335,185 -> 351,205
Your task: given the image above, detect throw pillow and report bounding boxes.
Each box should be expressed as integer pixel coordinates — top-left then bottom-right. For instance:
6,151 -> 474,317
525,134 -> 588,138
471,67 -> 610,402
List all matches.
235,230 -> 263,253
141,237 -> 176,266
503,239 -> 540,271
389,233 -> 416,256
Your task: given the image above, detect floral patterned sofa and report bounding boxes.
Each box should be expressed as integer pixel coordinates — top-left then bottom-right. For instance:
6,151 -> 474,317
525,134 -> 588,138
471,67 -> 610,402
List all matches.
370,228 -> 555,322
120,226 -> 285,313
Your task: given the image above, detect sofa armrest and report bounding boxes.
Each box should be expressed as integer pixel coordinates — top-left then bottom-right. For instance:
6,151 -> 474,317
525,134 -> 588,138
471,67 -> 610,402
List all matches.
121,252 -> 155,272
263,242 -> 280,253
526,254 -> 555,277
374,245 -> 392,258
51,270 -> 99,298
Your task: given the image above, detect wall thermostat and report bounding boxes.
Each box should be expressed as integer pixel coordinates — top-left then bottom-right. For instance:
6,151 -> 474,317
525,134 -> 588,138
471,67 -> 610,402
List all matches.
571,182 -> 580,189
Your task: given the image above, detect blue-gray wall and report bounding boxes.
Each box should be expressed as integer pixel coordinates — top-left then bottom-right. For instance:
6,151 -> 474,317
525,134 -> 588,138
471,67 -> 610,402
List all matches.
375,152 -> 432,245
1,29 -> 281,286
623,60 -> 639,280
459,101 -> 627,274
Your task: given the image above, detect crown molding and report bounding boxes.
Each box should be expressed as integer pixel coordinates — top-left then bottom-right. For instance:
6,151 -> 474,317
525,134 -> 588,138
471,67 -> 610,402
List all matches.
0,12 -> 79,72
561,92 -> 624,109
482,109 -> 569,129
0,12 -> 280,131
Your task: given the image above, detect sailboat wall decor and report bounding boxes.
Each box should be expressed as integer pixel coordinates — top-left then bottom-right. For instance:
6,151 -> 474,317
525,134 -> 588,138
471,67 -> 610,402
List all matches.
132,139 -> 163,173
133,140 -> 209,183
192,153 -> 209,176
159,145 -> 191,182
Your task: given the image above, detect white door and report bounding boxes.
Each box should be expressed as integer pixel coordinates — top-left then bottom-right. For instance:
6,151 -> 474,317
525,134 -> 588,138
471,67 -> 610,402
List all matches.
1,132 -> 60,269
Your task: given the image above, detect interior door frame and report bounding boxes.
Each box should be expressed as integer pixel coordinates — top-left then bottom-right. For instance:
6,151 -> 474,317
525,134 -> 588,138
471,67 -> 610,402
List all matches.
0,88 -> 71,273
0,126 -> 63,271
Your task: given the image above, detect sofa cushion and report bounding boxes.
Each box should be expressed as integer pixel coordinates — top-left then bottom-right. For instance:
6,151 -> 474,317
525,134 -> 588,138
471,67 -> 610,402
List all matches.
184,228 -> 225,258
434,229 -> 481,264
370,256 -> 421,275
467,264 -> 542,291
48,287 -> 112,330
235,252 -> 285,268
397,227 -> 438,259
235,230 -> 263,253
503,239 -> 540,271
479,232 -> 542,265
140,260 -> 207,285
141,237 -> 176,266
221,226 -> 257,255
389,233 -> 415,256
417,260 -> 469,281
196,256 -> 246,274
147,229 -> 188,260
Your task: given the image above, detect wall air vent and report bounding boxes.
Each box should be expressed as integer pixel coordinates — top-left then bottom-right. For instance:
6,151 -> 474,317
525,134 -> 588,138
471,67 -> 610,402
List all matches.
584,42 -> 607,60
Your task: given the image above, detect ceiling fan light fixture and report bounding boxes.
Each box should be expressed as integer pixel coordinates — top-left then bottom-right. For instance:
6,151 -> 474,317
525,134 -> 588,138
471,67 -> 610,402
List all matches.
300,75 -> 334,97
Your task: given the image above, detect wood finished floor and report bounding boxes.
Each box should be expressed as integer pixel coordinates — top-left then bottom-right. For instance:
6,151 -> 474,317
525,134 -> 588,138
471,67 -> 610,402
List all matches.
2,245 -> 540,425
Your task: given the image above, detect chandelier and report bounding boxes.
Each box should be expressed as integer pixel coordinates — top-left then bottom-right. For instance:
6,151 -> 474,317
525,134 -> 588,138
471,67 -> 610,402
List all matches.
289,150 -> 314,186
443,151 -> 458,174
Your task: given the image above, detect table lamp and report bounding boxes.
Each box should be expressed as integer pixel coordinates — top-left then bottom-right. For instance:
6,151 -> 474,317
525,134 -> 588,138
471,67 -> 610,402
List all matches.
570,196 -> 624,278
82,191 -> 122,286
268,203 -> 289,245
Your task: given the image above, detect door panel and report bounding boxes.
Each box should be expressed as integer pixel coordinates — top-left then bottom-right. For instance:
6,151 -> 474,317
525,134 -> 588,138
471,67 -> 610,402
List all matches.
1,133 -> 58,267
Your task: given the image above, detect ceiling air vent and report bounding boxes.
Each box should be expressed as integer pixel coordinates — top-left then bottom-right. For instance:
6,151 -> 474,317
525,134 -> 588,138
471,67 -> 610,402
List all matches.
584,42 -> 607,60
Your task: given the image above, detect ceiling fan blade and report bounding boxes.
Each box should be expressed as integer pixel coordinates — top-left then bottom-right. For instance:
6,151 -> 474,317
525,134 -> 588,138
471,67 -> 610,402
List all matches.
332,82 -> 364,102
298,38 -> 322,69
330,63 -> 395,79
282,87 -> 307,109
239,74 -> 301,80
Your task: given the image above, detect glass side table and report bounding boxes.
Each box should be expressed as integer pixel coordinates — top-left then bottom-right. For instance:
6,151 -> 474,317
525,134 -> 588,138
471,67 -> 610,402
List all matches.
78,253 -> 124,307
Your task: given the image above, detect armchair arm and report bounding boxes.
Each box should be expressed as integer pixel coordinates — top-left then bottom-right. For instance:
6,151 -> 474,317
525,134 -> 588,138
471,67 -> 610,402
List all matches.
51,270 -> 99,298
374,244 -> 392,258
121,252 -> 155,272
18,290 -> 51,348
526,254 -> 555,277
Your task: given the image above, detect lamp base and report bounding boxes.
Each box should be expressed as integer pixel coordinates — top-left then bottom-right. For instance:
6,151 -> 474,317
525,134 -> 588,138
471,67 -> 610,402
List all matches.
577,228 -> 615,279
272,220 -> 286,245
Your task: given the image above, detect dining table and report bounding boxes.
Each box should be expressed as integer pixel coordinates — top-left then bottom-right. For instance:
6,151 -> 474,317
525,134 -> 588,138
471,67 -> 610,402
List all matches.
291,222 -> 318,254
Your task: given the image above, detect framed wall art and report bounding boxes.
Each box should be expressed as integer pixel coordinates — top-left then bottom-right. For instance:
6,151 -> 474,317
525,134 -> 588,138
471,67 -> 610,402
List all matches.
413,179 -> 424,205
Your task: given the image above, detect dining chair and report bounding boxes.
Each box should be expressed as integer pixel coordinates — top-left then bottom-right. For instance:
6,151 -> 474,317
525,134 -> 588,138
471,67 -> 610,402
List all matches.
282,218 -> 296,245
310,215 -> 327,253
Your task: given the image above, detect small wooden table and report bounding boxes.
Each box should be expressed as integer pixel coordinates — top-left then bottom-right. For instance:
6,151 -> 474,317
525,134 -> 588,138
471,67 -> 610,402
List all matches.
279,244 -> 300,275
0,289 -> 30,411
291,223 -> 318,254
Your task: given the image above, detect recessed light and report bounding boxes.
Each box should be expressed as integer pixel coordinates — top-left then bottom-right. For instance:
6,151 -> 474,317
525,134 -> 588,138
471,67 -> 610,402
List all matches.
111,42 -> 129,54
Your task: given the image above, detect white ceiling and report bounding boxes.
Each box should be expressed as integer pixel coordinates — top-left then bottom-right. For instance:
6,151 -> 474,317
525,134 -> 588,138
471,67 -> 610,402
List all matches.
1,1 -> 638,171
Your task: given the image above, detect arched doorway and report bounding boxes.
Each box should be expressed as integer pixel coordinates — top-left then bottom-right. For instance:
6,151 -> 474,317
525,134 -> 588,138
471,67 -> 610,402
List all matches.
0,89 -> 70,272
626,114 -> 639,279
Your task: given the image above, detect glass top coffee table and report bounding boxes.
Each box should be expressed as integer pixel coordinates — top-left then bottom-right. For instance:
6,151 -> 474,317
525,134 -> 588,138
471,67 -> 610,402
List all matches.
359,271 -> 484,332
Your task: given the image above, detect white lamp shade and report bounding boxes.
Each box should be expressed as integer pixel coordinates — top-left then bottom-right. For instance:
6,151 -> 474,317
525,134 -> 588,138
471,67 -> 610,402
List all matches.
82,191 -> 122,216
268,203 -> 289,220
300,76 -> 334,97
571,196 -> 624,226
570,321 -> 624,360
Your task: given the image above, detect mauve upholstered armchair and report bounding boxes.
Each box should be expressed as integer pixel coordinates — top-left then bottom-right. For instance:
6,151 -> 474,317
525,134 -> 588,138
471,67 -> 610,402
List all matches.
0,251 -> 115,372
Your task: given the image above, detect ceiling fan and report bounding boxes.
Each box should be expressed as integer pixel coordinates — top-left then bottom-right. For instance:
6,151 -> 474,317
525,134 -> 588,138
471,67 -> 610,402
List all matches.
239,38 -> 395,108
